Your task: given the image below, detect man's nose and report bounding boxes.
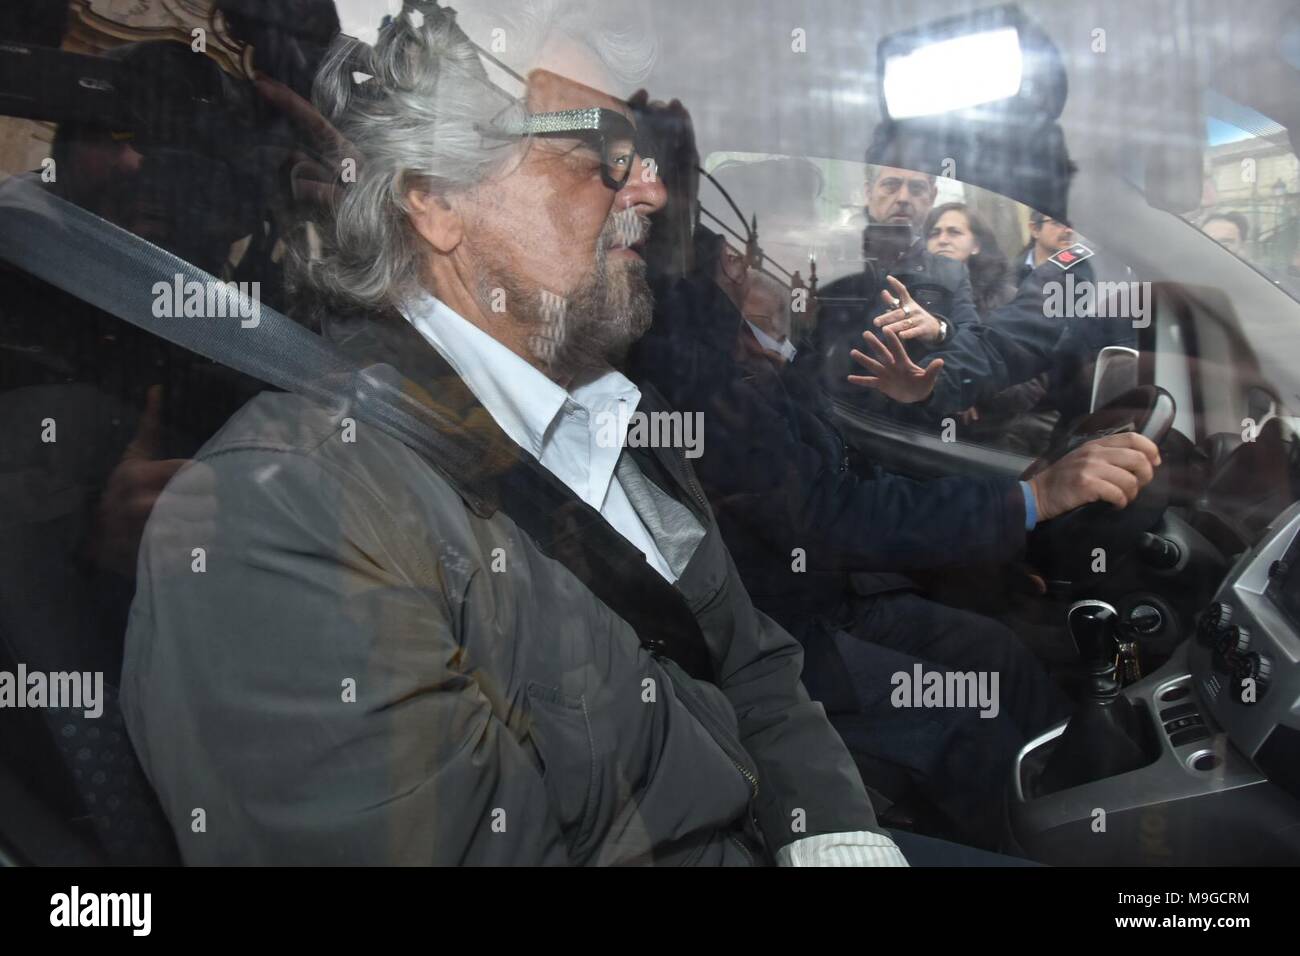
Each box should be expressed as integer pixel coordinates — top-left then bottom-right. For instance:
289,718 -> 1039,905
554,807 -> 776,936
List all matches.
618,155 -> 667,214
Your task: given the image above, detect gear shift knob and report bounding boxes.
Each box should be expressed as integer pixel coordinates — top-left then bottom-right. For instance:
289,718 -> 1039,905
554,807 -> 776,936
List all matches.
1068,599 -> 1118,666
1039,599 -> 1148,794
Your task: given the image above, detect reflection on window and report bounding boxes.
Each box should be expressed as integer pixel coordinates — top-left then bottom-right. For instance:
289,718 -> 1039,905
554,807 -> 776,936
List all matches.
1189,90 -> 1300,298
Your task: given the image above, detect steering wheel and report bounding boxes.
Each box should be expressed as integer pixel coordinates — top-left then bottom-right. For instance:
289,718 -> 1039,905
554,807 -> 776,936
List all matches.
1023,385 -> 1177,480
1022,385 -> 1177,584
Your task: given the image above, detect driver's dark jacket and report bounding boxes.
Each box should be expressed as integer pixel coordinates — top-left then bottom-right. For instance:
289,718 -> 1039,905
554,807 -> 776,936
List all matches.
120,308 -> 883,865
629,274 -> 1028,628
813,241 -> 980,418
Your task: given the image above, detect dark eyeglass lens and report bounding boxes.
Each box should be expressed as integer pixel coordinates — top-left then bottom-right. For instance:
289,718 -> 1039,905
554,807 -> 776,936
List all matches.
603,138 -> 636,186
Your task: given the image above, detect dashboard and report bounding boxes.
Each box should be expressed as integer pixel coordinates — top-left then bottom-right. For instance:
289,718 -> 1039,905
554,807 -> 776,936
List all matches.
1009,498 -> 1300,864
1191,500 -> 1300,801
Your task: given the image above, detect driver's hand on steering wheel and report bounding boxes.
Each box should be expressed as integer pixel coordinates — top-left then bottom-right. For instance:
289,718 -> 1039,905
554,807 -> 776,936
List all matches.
1027,433 -> 1161,522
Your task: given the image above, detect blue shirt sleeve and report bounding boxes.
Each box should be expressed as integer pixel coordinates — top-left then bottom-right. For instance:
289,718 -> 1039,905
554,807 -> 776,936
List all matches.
1020,480 -> 1038,531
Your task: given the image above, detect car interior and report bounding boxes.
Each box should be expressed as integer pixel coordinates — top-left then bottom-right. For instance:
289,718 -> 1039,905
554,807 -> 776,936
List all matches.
1,0 -> 1300,867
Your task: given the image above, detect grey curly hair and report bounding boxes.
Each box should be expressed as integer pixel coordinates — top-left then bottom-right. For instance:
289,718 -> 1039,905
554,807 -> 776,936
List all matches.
299,1 -> 655,312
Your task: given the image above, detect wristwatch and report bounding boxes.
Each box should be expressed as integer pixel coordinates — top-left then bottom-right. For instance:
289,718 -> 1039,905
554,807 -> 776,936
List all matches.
934,317 -> 950,344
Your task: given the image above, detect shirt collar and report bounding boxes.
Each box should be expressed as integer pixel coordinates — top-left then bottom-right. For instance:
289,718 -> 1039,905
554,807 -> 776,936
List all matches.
398,291 -> 565,458
744,320 -> 797,363
396,290 -> 642,508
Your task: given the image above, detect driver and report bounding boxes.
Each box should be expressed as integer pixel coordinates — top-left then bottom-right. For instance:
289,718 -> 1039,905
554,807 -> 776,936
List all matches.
630,213 -> 1162,845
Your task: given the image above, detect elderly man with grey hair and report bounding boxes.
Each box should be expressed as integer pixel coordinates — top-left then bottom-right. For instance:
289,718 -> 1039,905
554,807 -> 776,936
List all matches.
121,2 -> 909,866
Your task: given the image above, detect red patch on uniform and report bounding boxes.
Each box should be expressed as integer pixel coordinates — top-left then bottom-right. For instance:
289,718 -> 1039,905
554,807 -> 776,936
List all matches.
1048,242 -> 1094,270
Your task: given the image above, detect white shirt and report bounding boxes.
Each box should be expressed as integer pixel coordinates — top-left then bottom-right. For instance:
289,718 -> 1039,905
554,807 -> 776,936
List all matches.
744,319 -> 797,363
399,291 -> 677,581
399,291 -> 907,868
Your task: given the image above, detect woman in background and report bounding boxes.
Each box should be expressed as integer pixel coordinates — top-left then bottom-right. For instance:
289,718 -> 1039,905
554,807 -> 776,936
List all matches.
923,202 -> 1054,456
923,202 -> 1017,316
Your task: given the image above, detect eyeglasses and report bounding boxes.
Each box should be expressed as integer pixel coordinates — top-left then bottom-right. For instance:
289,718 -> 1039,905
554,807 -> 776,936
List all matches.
479,106 -> 642,191
404,4 -> 646,191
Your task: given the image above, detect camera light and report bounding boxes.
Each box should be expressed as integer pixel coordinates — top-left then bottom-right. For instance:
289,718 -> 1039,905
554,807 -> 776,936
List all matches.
882,27 -> 1023,120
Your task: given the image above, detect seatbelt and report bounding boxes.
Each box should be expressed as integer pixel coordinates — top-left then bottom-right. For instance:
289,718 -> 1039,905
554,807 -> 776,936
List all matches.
0,178 -> 714,681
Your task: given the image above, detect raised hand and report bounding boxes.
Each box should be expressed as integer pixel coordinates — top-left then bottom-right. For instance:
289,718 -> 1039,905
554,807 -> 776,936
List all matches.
848,324 -> 944,405
875,275 -> 943,345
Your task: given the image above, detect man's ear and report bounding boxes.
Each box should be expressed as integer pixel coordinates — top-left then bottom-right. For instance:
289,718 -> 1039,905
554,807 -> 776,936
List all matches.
406,189 -> 464,254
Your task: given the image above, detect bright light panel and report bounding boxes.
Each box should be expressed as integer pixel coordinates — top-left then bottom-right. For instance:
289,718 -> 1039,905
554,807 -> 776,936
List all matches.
883,27 -> 1023,119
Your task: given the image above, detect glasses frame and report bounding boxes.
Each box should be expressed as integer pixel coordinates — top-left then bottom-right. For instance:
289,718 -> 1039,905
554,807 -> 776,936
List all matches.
480,106 -> 641,191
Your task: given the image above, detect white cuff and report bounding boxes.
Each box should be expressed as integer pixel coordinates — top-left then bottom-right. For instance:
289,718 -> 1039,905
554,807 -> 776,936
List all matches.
776,831 -> 910,867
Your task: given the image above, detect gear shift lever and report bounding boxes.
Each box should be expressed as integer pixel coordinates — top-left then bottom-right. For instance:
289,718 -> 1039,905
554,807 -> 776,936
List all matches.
1069,600 -> 1117,663
1039,601 -> 1149,793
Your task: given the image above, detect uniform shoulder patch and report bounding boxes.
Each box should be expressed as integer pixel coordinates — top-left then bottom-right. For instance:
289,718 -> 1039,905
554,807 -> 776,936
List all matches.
1048,242 -> 1095,270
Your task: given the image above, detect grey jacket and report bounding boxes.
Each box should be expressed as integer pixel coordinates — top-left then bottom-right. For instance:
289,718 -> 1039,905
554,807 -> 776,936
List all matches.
120,309 -> 883,865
